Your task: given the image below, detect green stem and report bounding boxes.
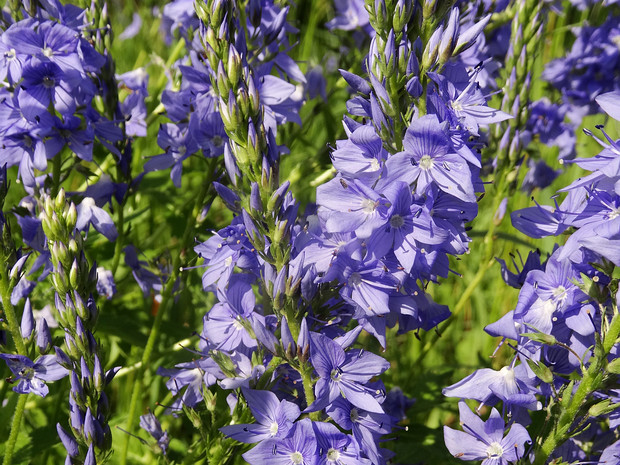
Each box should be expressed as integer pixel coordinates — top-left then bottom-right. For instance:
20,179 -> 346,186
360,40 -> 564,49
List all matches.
51,153 -> 62,199
0,264 -> 27,356
3,394 -> 28,465
532,312 -> 620,464
119,161 -> 216,465
300,366 -> 319,421
111,200 -> 125,275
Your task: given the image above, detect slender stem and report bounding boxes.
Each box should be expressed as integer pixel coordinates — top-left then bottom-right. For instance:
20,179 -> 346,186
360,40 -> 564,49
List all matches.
51,153 -> 62,199
111,199 -> 125,275
119,161 -> 216,465
300,366 -> 319,421
0,264 -> 26,356
532,309 -> 620,464
3,394 -> 28,465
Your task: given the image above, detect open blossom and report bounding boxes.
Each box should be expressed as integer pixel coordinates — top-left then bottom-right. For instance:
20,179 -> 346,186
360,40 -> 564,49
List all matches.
308,332 -> 390,414
220,388 -> 300,443
379,115 -> 476,202
444,401 -> 531,464
0,353 -> 68,397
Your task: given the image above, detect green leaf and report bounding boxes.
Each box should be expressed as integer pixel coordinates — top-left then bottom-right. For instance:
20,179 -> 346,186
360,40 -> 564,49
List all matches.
527,359 -> 555,384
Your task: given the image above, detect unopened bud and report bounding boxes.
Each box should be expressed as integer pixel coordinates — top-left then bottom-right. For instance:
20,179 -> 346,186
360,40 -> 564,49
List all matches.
227,45 -> 242,87
69,259 -> 79,290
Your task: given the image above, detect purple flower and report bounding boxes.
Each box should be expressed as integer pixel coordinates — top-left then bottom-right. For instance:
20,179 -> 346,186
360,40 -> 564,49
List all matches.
596,91 -> 620,122
313,420 -> 370,465
18,61 -> 76,121
444,401 -> 531,464
220,388 -> 300,443
326,0 -> 369,31
201,275 -> 264,352
157,357 -> 223,409
145,123 -> 198,188
242,418 -> 318,465
317,177 -> 390,239
0,353 -> 68,397
139,412 -> 169,455
379,115 -> 476,202
76,197 -> 118,241
308,332 -> 389,413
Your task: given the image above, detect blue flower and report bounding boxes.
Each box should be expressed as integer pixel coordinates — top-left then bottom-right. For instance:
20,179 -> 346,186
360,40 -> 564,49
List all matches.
242,418 -> 318,465
444,401 -> 531,464
139,412 -> 170,455
308,332 -> 389,414
220,388 -> 300,443
0,353 -> 68,397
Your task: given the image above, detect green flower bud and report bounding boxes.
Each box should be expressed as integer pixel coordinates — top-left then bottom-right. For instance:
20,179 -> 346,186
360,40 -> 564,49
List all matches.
69,259 -> 79,290
227,45 -> 242,88
54,188 -> 66,211
66,203 -> 77,231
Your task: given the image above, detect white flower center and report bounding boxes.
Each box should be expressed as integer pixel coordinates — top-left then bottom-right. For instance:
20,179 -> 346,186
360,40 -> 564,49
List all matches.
451,100 -> 463,112
499,366 -> 515,384
419,155 -> 433,170
552,286 -> 566,300
486,442 -> 503,458
330,368 -> 342,381
290,451 -> 304,464
269,422 -> 278,436
233,317 -> 244,331
327,448 -> 340,461
42,46 -> 54,57
361,198 -> 376,213
370,158 -> 380,171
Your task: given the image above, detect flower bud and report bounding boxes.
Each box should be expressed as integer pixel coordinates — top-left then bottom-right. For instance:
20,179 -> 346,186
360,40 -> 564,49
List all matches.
250,182 -> 262,213
57,423 -> 79,458
267,181 -> 290,213
54,189 -> 66,211
69,396 -> 84,434
438,8 -> 459,65
227,45 -> 242,87
20,298 -> 34,339
210,0 -> 225,28
65,203 -> 77,231
93,354 -> 104,391
55,347 -> 73,370
247,75 -> 260,117
37,318 -> 52,354
422,25 -> 442,70
280,316 -> 296,360
216,61 -> 230,97
393,0 -> 413,33
69,259 -> 79,290
84,444 -> 96,465
70,370 -> 85,406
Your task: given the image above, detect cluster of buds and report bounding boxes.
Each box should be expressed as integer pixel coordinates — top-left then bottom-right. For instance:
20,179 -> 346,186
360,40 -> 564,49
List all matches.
365,0 -> 416,150
197,0 -> 272,190
39,190 -> 116,465
495,0 -> 544,168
